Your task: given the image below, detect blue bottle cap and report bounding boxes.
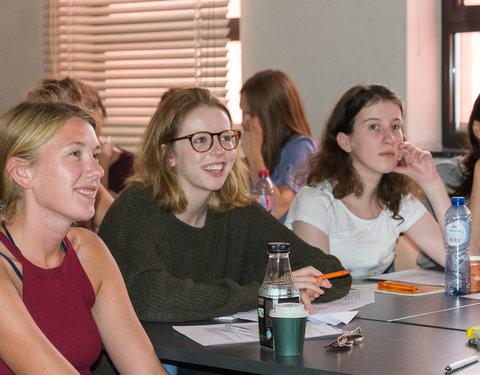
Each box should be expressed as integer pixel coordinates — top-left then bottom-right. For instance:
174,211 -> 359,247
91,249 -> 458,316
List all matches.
451,196 -> 465,206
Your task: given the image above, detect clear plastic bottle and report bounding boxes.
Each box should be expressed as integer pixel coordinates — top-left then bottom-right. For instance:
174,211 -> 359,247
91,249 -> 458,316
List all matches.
254,169 -> 274,214
444,196 -> 471,295
257,242 -> 300,348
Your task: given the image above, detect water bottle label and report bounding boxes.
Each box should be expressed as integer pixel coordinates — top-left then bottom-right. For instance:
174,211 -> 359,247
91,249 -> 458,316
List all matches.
446,221 -> 470,247
257,195 -> 274,213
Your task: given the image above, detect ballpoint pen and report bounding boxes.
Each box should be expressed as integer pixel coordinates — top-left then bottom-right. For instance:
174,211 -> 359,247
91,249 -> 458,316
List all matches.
445,354 -> 480,373
315,270 -> 350,279
377,281 -> 417,292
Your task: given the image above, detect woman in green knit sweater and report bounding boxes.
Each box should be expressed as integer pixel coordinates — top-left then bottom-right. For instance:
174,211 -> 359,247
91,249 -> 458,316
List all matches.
98,88 -> 351,323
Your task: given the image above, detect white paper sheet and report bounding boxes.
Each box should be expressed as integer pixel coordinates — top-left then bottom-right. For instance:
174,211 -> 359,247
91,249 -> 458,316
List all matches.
308,311 -> 358,325
461,292 -> 480,300
218,290 -> 373,324
366,269 -> 445,286
311,289 -> 375,314
172,321 -> 346,346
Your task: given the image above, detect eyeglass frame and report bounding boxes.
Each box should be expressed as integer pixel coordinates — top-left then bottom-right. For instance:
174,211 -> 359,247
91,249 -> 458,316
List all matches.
324,327 -> 364,349
168,129 -> 241,153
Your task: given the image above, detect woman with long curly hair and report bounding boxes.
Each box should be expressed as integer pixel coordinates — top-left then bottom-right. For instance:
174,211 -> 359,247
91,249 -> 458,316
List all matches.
285,84 -> 450,278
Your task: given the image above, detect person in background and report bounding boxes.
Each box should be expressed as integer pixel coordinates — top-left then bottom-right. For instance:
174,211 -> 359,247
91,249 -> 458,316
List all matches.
240,69 -> 318,222
24,77 -> 116,231
285,84 -> 451,279
98,87 -> 351,324
419,93 -> 480,266
0,101 -> 166,374
89,87 -> 135,197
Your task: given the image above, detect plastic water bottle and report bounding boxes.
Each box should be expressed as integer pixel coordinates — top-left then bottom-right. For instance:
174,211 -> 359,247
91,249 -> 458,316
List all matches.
444,196 -> 471,295
258,242 -> 300,348
255,169 -> 274,214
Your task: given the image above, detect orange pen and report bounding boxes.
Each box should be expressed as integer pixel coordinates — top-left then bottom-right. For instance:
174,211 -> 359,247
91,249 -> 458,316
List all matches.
315,270 -> 350,280
377,281 -> 417,291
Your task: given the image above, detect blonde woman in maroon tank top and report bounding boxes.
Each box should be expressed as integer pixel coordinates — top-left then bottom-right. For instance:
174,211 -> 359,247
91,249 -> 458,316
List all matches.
0,101 -> 167,374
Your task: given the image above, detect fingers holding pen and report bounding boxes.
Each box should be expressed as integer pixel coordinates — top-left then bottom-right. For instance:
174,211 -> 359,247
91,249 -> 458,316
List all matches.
293,266 -> 332,299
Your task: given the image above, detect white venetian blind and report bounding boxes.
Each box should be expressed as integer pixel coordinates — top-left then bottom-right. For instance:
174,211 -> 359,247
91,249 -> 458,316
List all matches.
44,0 -> 230,153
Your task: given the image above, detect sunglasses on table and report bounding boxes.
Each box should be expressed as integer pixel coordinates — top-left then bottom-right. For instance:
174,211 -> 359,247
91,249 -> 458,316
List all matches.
324,327 -> 364,349
169,129 -> 241,153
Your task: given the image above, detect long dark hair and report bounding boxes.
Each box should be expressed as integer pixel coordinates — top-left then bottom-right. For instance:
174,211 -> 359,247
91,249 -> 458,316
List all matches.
306,83 -> 421,220
453,93 -> 480,198
241,69 -> 312,171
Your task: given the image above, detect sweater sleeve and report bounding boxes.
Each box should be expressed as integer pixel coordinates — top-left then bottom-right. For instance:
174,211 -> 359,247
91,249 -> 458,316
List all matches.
245,202 -> 352,302
98,186 -> 262,322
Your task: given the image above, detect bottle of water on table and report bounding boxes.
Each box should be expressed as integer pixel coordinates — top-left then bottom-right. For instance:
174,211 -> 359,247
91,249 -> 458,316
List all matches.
255,169 -> 274,214
444,196 -> 471,295
258,242 -> 299,348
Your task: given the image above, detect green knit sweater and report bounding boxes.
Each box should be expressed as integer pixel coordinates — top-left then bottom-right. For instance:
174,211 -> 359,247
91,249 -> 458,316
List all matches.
98,184 -> 352,323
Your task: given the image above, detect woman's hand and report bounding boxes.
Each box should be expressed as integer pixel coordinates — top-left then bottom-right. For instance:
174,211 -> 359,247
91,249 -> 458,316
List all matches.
241,116 -> 264,162
393,142 -> 438,186
292,266 -> 332,314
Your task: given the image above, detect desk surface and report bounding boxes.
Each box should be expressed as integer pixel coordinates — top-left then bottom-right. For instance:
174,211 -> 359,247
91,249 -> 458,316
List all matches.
356,291 -> 480,327
144,318 -> 480,375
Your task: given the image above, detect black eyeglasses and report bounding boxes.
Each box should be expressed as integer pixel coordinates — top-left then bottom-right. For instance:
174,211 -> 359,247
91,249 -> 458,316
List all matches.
169,129 -> 241,153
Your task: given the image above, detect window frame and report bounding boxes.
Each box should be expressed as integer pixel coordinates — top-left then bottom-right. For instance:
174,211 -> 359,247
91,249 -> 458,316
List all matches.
442,0 -> 480,149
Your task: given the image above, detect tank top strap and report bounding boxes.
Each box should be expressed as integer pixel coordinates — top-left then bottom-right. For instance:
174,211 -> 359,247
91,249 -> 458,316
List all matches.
0,230 -> 23,260
0,232 -> 23,281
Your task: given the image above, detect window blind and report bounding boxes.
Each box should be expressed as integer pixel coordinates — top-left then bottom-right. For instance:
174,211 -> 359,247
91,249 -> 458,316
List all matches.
44,0 -> 230,153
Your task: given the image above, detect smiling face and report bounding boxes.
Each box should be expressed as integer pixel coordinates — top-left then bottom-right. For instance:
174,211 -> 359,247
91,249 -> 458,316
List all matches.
337,100 -> 404,181
28,117 -> 104,223
168,105 -> 236,204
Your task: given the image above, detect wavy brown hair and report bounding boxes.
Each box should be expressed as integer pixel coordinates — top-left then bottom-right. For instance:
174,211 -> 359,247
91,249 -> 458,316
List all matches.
452,93 -> 480,199
306,84 -> 421,221
128,87 -> 252,213
241,69 -> 313,171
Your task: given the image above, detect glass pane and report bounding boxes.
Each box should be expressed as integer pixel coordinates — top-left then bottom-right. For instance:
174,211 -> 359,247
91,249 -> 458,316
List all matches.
453,32 -> 480,130
464,0 -> 480,5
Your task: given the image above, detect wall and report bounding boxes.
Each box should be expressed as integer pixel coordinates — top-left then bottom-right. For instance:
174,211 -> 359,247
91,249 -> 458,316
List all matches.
406,0 -> 442,150
0,0 -> 44,114
0,0 -> 442,150
241,0 -> 442,150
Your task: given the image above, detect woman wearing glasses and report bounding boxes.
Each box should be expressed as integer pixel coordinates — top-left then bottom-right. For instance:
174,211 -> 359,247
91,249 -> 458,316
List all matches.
98,88 -> 351,323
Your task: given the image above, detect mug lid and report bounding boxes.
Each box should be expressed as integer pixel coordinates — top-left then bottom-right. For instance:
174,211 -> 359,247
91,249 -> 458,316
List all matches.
269,302 -> 309,318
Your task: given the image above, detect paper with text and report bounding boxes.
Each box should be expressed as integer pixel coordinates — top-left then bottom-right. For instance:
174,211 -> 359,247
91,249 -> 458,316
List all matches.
366,269 -> 445,286
173,322 -> 346,346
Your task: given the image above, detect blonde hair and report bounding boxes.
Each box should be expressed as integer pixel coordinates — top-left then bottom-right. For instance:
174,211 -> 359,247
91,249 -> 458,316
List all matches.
0,101 -> 96,220
129,87 -> 252,213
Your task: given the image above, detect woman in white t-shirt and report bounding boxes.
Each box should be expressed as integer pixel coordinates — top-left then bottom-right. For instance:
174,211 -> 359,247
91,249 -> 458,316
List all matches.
285,84 -> 450,279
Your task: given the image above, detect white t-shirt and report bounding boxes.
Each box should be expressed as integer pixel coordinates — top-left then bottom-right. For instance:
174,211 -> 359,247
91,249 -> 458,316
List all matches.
285,182 -> 426,279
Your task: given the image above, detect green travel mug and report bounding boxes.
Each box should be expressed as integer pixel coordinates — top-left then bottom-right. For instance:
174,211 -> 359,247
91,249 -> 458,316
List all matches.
270,303 -> 308,356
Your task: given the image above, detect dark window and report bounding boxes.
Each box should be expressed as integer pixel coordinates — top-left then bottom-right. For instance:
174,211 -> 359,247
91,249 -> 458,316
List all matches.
442,0 -> 480,149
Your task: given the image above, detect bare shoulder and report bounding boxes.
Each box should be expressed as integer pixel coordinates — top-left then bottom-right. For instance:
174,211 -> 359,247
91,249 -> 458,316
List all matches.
66,227 -> 117,294
66,227 -> 109,255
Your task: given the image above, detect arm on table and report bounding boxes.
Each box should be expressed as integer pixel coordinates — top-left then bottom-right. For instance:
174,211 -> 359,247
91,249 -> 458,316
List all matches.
394,144 -> 450,266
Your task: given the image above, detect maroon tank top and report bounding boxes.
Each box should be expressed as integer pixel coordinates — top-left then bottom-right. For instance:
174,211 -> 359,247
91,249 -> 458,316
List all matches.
0,231 -> 102,374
